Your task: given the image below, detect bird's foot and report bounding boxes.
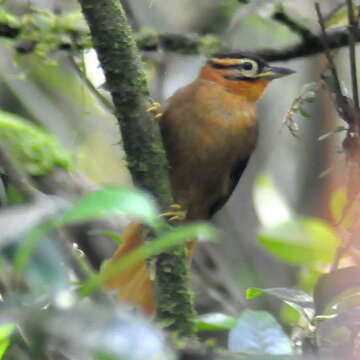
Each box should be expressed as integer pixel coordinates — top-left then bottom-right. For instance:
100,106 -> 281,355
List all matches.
162,204 -> 187,221
147,102 -> 163,119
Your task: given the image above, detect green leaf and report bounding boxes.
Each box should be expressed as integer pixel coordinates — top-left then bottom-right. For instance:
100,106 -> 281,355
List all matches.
246,287 -> 263,300
14,223 -> 52,271
299,108 -> 311,118
0,324 -> 15,359
324,3 -> 359,29
196,313 -> 237,331
80,223 -> 216,296
60,186 -> 161,228
228,310 -> 293,355
253,174 -> 292,227
247,288 -> 314,322
258,218 -> 339,266
314,267 -> 360,315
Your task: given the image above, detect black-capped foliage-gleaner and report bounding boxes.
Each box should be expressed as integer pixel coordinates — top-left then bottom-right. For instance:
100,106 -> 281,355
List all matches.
104,52 -> 295,314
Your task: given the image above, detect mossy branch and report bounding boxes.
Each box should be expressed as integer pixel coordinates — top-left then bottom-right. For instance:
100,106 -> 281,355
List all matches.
3,6 -> 360,61
77,0 -> 196,337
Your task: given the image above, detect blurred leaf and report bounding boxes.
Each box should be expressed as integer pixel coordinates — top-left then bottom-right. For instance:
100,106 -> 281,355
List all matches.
325,3 -> 359,29
228,310 -> 293,355
253,174 -> 292,227
60,186 -> 161,228
314,267 -> 360,315
81,223 -> 216,296
0,196 -> 61,247
247,288 -> 314,322
280,303 -> 301,327
316,308 -> 360,354
0,324 -> 15,359
298,267 -> 323,295
3,304 -> 174,360
196,313 -> 237,331
299,108 -> 311,118
318,126 -> 347,142
328,186 -> 358,228
258,218 -> 339,266
247,288 -> 263,300
88,229 -> 123,244
14,223 -> 52,271
6,185 -> 23,205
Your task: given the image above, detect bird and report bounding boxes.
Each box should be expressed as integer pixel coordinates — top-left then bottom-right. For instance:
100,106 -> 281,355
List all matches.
103,51 -> 295,314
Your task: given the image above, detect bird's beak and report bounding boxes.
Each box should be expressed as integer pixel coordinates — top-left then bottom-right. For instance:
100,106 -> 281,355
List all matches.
257,65 -> 296,80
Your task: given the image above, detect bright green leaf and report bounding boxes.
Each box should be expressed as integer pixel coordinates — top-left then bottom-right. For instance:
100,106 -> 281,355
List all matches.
196,313 -> 237,331
60,186 -> 161,228
0,324 -> 15,359
258,218 -> 339,266
246,287 -> 263,300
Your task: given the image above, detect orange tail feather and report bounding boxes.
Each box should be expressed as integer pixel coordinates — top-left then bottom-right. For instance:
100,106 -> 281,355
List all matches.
104,222 -> 196,314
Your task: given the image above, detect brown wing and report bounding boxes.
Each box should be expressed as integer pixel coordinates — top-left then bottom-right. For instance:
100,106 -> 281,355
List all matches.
159,79 -> 257,220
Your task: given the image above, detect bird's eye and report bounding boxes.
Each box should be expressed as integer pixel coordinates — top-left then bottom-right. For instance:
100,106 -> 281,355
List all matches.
242,62 -> 253,71
238,59 -> 258,77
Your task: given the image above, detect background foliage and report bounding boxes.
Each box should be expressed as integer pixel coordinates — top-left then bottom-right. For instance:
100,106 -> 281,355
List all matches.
0,0 -> 360,359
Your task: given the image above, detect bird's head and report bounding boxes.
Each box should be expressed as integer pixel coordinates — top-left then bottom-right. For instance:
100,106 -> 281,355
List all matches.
200,52 -> 295,101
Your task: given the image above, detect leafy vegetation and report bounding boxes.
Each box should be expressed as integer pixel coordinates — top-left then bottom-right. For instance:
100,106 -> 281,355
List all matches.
1,0 -> 360,359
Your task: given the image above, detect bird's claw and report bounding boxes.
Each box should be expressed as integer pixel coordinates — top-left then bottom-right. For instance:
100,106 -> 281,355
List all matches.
147,102 -> 163,119
162,204 -> 187,221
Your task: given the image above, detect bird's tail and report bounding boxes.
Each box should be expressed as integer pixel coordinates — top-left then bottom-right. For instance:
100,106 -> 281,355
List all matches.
103,222 -> 196,314
103,222 -> 156,314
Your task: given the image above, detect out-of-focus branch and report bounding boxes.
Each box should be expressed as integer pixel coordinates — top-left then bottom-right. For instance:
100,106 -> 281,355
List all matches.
0,143 -> 37,201
3,9 -> 360,61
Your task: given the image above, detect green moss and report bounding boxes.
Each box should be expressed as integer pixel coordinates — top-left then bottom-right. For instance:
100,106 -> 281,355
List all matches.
198,34 -> 225,56
0,110 -> 71,176
0,8 -> 20,27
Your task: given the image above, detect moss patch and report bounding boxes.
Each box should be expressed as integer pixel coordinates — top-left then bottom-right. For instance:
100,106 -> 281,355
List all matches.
0,110 -> 71,176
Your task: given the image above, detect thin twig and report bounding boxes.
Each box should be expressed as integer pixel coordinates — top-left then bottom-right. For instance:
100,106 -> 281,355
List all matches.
315,3 -> 343,97
0,143 -> 37,201
68,55 -> 115,113
346,0 -> 359,110
315,2 -> 354,125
